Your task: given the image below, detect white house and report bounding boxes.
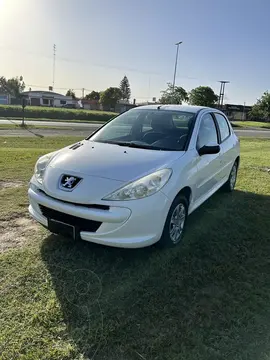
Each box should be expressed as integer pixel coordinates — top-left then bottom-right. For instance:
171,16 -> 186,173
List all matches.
22,90 -> 76,108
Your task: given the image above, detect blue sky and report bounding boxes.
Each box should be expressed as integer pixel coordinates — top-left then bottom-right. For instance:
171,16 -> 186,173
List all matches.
0,0 -> 269,105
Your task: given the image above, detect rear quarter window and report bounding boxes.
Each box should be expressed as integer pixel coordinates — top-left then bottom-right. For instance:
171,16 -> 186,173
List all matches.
214,113 -> 230,142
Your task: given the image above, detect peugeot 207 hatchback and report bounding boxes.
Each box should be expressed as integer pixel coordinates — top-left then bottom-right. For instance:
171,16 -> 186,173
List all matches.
28,105 -> 240,248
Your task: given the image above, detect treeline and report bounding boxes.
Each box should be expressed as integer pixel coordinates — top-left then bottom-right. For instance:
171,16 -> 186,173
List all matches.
1,75 -> 270,121
159,83 -> 270,122
65,76 -> 131,110
159,83 -> 218,107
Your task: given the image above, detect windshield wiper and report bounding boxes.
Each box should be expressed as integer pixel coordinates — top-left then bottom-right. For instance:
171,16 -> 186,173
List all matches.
95,140 -> 174,151
117,141 -> 157,149
108,140 -> 171,150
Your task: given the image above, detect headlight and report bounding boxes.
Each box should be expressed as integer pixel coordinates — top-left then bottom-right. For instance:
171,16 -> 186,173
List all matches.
34,152 -> 58,184
103,168 -> 172,201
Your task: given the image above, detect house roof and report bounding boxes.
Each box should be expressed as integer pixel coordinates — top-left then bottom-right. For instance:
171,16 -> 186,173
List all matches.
22,90 -> 67,97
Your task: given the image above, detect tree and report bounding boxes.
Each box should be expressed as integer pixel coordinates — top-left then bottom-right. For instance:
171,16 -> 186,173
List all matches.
189,86 -> 218,107
159,83 -> 188,105
249,91 -> 270,121
0,76 -> 25,97
66,89 -> 77,99
85,91 -> 100,101
119,75 -> 131,101
100,87 -> 122,108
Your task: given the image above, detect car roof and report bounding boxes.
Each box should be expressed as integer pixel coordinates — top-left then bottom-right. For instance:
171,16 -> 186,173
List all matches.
133,104 -> 215,114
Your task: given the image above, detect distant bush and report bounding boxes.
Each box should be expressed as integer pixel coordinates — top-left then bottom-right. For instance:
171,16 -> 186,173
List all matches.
0,105 -> 117,122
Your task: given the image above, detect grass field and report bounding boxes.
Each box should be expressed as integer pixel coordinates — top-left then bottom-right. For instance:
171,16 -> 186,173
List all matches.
0,124 -> 73,131
231,120 -> 270,129
0,105 -> 117,122
0,137 -> 270,360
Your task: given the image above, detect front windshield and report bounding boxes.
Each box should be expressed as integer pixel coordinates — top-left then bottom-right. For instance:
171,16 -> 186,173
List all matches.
89,109 -> 195,151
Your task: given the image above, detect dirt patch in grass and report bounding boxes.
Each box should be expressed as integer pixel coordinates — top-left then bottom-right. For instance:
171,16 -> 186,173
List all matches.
260,167 -> 270,173
0,216 -> 39,253
248,166 -> 270,173
0,180 -> 25,190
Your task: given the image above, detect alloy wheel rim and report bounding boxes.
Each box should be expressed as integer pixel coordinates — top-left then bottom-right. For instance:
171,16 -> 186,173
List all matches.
169,203 -> 186,244
230,164 -> 237,190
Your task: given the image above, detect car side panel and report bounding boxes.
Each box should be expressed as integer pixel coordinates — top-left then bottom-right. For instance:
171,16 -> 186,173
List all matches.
188,109 -> 224,205
162,149 -> 224,215
219,133 -> 240,181
192,149 -> 223,204
163,109 -> 240,216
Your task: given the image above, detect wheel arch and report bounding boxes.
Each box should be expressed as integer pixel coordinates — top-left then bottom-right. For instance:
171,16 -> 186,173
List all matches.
176,186 -> 192,205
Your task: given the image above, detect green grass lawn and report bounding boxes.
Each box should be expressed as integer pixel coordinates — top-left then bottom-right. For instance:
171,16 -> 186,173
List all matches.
0,137 -> 270,360
231,120 -> 270,129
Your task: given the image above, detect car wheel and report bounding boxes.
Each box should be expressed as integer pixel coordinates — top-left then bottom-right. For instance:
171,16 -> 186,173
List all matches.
222,161 -> 238,192
159,194 -> 188,248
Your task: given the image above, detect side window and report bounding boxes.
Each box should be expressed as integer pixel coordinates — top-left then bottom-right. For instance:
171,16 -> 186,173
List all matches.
215,113 -> 230,142
197,113 -> 218,149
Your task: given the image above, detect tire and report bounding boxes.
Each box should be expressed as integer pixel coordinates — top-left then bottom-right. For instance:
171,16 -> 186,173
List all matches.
222,160 -> 238,192
159,194 -> 188,248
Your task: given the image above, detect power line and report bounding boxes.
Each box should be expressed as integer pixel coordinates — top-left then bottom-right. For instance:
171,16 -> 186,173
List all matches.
52,44 -> 56,89
1,44 -> 227,84
1,45 -> 160,76
26,84 -> 88,91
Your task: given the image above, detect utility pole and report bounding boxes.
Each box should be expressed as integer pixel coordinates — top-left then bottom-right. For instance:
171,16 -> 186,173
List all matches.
52,44 -> 56,90
218,80 -> 230,108
148,77 -> 151,102
82,88 -> 85,99
172,41 -> 183,92
242,101 -> 246,120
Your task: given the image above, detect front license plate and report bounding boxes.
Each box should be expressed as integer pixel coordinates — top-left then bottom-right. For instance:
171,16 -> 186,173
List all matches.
48,219 -> 76,240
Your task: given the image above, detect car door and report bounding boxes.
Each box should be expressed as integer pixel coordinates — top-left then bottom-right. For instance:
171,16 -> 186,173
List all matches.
213,112 -> 234,181
194,112 -> 223,202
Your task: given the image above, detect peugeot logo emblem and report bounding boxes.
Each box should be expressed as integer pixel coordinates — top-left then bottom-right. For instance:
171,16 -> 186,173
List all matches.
60,175 -> 82,190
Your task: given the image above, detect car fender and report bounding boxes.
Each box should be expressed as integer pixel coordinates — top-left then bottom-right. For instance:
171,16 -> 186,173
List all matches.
161,151 -> 197,204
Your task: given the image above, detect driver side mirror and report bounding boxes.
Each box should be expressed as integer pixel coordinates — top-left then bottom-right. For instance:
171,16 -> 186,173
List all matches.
198,143 -> 220,156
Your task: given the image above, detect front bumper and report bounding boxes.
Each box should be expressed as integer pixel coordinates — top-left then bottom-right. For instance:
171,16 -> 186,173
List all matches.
28,184 -> 171,248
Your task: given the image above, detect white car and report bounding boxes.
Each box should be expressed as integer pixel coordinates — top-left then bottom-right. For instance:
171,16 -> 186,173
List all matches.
28,105 -> 240,248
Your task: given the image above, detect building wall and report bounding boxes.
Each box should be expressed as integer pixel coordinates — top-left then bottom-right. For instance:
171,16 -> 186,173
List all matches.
229,111 -> 245,120
81,101 -> 100,110
115,103 -> 136,113
223,104 -> 252,121
51,97 -> 74,107
30,97 -> 41,106
25,93 -> 74,107
0,94 -> 9,105
41,98 -> 54,107
82,103 -> 91,110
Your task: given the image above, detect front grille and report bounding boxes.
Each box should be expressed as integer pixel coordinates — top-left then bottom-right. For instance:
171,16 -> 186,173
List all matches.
39,205 -> 102,232
38,190 -> 110,210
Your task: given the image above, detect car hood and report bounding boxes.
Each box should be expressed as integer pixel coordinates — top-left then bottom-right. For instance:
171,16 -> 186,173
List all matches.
49,140 -> 184,182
